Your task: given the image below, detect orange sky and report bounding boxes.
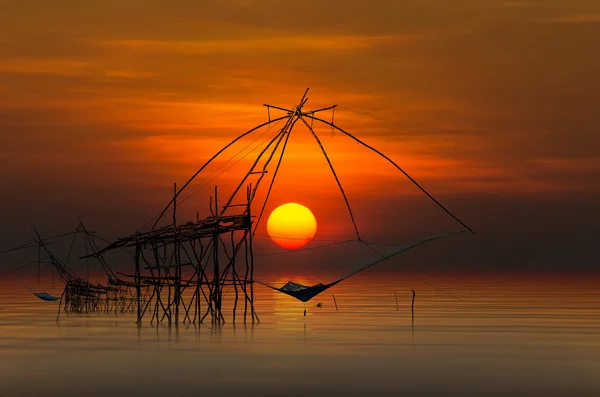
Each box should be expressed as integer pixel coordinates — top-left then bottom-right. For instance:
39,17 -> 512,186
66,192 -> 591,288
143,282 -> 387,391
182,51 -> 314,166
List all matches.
1,0 -> 599,275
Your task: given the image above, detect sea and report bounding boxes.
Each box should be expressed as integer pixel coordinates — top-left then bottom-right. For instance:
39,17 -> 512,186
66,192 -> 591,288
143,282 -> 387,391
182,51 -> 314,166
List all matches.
1,273 -> 599,397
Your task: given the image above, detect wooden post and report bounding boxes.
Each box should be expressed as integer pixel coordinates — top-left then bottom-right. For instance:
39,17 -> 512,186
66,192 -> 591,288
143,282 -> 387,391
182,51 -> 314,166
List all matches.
195,240 -> 202,324
411,289 -> 415,331
247,184 -> 258,323
173,182 -> 177,226
332,294 -> 339,311
231,231 -> 238,323
37,244 -> 41,284
213,185 -> 221,324
85,237 -> 89,281
243,230 -> 249,323
173,182 -> 180,325
135,245 -> 141,324
153,246 -> 163,325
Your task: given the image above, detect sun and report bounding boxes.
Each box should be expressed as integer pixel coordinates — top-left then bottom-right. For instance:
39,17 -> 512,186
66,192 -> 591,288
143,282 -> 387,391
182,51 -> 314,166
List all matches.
266,203 -> 317,249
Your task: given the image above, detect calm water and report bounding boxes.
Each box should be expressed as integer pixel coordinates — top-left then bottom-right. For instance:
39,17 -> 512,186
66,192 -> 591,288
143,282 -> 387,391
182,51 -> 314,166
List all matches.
1,274 -> 599,397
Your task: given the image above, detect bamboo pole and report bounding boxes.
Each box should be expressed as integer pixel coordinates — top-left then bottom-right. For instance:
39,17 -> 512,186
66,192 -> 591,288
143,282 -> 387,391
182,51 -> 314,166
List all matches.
173,182 -> 180,325
411,289 -> 415,331
195,240 -> 202,324
247,116 -> 299,207
150,115 -> 289,230
221,127 -> 287,215
299,116 -> 361,241
252,117 -> 297,235
243,228 -> 249,322
85,237 -> 89,281
247,184 -> 258,323
37,244 -> 41,284
135,245 -> 141,324
231,231 -> 238,323
303,113 -> 474,235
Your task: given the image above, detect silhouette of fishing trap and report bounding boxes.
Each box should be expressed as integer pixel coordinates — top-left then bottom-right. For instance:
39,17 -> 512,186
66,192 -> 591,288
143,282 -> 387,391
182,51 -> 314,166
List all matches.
0,222 -> 139,317
81,88 -> 472,326
2,89 -> 472,326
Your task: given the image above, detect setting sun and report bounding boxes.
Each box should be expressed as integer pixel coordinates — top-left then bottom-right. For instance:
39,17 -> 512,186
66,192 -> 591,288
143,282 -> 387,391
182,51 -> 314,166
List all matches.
266,203 -> 317,249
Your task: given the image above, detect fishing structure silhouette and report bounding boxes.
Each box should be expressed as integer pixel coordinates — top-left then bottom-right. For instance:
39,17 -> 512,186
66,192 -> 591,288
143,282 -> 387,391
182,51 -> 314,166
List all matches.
1,89 -> 473,326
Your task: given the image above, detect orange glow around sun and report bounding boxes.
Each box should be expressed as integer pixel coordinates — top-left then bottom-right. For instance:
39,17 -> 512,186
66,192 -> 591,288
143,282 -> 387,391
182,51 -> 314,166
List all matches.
266,203 -> 317,249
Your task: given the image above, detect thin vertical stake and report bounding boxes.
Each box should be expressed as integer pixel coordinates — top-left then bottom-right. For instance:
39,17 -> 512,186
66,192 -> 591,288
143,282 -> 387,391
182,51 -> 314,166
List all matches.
37,244 -> 41,284
85,237 -> 89,281
411,289 -> 415,332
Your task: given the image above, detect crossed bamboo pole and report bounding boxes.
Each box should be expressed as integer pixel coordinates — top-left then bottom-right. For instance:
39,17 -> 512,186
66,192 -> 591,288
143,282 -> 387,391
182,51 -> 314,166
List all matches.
103,88 -> 473,327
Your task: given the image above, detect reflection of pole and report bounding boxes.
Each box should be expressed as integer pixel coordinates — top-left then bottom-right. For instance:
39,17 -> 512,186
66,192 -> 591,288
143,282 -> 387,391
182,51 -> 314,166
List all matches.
332,295 -> 339,311
394,291 -> 399,311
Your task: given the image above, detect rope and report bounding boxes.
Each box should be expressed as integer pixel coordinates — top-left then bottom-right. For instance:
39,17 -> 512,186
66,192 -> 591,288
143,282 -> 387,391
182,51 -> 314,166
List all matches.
303,114 -> 475,235
356,239 -> 463,301
138,118 -> 285,232
256,231 -> 466,301
0,231 -> 81,255
0,259 -> 41,277
64,228 -> 79,269
176,119 -> 284,208
409,277 -> 463,301
252,117 -> 295,236
299,115 -> 361,241
189,123 -> 283,204
0,261 -> 61,296
256,239 -> 355,257
148,114 -> 290,230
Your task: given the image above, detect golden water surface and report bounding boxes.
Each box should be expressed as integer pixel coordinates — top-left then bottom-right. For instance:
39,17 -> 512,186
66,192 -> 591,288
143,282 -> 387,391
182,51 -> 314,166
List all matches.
1,274 -> 599,397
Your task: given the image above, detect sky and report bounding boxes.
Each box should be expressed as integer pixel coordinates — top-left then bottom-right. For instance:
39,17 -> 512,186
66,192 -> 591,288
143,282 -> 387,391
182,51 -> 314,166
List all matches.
1,0 -> 599,279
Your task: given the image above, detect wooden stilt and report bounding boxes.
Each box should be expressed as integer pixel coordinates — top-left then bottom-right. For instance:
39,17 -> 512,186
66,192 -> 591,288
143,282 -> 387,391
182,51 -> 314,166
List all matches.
411,289 -> 415,332
135,245 -> 141,324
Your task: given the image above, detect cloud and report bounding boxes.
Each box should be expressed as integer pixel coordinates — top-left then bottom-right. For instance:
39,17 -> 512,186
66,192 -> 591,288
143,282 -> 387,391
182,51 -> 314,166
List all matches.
0,59 -> 91,75
0,59 -> 161,81
502,1 -> 547,8
537,14 -> 600,24
99,35 -> 419,54
527,157 -> 600,171
103,69 -> 158,78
